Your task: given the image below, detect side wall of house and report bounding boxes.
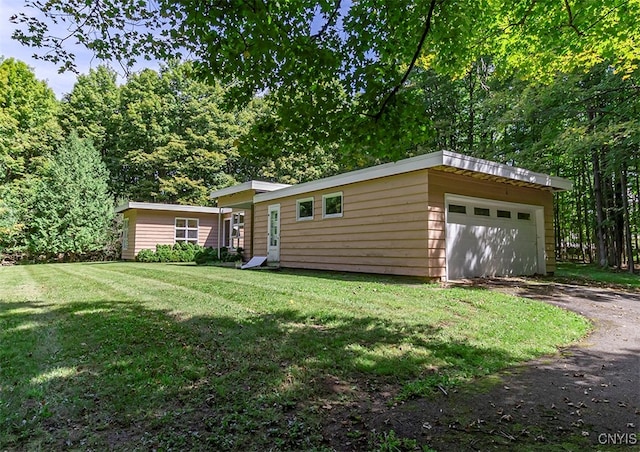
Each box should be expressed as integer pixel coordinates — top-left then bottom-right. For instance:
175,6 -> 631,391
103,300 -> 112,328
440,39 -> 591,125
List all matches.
427,170 -> 556,278
253,171 -> 430,276
121,210 -> 137,260
125,210 -> 219,258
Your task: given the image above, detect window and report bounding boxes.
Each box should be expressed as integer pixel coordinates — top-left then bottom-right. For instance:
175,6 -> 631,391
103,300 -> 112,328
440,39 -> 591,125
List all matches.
296,197 -> 314,221
518,212 -> 531,220
224,212 -> 245,249
474,207 -> 490,216
122,218 -> 129,250
448,204 -> 466,214
175,218 -> 199,244
497,210 -> 511,218
322,192 -> 343,218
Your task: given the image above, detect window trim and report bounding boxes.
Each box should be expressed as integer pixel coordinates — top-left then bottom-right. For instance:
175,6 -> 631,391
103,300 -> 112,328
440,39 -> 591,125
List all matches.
296,197 -> 315,221
322,192 -> 343,219
175,217 -> 199,245
122,217 -> 129,250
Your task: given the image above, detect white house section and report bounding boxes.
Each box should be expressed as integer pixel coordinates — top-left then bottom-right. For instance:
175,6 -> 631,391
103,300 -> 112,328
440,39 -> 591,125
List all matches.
445,194 -> 546,280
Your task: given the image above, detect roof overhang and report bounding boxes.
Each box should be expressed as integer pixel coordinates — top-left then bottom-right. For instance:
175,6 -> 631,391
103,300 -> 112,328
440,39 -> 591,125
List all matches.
209,181 -> 291,199
115,201 -> 229,214
253,150 -> 572,204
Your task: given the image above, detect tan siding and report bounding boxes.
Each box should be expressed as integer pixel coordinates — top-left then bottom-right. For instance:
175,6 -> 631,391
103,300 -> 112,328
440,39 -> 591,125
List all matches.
130,210 -> 221,257
121,210 -> 137,260
218,190 -> 255,207
254,171 -> 430,276
427,170 -> 556,277
242,208 -> 253,260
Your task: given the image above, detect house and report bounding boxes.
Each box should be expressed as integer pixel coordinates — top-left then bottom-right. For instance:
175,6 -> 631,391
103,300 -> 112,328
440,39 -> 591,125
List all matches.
115,202 -> 225,260
116,185 -> 288,260
210,150 -> 571,280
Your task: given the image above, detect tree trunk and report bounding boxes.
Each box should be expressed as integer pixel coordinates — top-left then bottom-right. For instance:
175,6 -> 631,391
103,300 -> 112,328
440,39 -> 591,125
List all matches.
592,148 -> 608,267
621,168 -> 635,273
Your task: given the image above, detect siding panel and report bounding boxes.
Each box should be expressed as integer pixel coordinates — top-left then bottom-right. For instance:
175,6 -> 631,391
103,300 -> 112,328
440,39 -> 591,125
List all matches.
130,210 -> 221,257
254,171 -> 430,275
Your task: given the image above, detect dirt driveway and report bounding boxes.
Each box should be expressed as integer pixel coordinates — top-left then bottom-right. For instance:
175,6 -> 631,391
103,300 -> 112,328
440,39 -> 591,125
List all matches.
359,279 -> 640,450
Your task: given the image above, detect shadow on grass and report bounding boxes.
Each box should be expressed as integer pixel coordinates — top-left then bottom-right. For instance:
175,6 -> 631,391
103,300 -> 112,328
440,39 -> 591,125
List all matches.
0,298 -> 519,450
269,267 -> 433,286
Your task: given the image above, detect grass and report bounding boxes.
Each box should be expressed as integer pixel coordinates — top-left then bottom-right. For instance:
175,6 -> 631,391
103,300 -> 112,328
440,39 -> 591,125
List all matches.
556,261 -> 640,289
0,263 -> 590,450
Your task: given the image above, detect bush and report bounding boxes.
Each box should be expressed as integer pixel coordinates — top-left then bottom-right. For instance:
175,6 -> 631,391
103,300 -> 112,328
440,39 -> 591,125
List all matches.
194,247 -> 219,265
135,244 -> 244,265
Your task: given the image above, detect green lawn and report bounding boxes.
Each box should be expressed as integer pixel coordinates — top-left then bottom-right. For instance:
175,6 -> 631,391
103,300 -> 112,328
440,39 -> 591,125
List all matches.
0,263 -> 590,450
556,261 -> 640,289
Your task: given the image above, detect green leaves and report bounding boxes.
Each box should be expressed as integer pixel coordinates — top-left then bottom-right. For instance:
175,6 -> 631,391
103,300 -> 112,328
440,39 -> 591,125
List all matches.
28,133 -> 114,257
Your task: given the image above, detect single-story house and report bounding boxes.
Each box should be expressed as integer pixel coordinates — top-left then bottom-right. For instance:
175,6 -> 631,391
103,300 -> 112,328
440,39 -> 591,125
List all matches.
210,150 -> 572,280
116,185 -> 289,260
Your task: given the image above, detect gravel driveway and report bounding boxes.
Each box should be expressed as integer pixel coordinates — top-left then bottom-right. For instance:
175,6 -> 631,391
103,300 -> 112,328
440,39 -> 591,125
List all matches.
368,278 -> 640,450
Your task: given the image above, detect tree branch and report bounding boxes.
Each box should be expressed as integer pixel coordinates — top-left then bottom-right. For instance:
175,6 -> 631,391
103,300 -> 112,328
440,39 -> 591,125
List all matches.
563,0 -> 584,36
368,0 -> 438,120
311,0 -> 341,41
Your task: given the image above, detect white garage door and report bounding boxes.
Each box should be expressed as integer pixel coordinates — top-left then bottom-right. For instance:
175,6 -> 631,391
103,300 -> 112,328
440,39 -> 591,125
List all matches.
445,194 -> 544,280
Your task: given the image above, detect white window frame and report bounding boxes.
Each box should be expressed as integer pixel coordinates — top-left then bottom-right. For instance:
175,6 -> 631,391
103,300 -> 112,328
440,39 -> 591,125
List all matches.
322,192 -> 343,219
224,212 -> 245,250
296,197 -> 314,221
122,217 -> 129,250
175,217 -> 199,245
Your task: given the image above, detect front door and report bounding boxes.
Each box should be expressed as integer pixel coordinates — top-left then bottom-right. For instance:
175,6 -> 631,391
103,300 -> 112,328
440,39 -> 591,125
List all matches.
267,204 -> 280,262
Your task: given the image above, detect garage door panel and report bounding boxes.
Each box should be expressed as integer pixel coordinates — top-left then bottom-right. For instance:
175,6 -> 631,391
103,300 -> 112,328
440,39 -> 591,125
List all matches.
445,195 -> 540,280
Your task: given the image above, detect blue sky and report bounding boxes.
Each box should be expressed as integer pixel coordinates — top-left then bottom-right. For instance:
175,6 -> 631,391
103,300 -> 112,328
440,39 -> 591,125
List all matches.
0,0 -> 158,98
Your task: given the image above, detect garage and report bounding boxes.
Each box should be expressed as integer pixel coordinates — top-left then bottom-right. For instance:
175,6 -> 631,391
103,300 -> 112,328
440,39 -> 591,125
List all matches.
445,194 -> 546,280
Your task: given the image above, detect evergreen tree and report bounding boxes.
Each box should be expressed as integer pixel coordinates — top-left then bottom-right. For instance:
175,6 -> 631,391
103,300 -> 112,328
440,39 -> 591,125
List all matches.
28,133 -> 114,258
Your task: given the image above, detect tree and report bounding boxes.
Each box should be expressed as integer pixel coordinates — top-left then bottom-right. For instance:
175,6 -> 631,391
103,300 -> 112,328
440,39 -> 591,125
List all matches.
28,133 -> 114,258
0,57 -> 62,185
60,65 -> 121,167
0,57 -> 62,255
11,1 -> 640,156
114,62 -> 252,203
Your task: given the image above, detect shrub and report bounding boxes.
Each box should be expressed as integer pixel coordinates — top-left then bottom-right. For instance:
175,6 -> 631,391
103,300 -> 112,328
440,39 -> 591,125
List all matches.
135,244 -> 244,265
136,248 -> 158,262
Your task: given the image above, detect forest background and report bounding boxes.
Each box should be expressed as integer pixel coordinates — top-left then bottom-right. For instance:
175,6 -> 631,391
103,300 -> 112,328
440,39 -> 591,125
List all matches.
2,0 -> 640,269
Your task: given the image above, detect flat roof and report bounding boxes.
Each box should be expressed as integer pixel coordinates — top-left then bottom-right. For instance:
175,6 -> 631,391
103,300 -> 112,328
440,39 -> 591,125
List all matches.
253,150 -> 572,203
115,202 -> 227,214
209,181 -> 291,199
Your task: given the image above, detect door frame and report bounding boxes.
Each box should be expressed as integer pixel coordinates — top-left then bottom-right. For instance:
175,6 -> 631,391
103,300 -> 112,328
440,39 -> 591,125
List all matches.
267,204 -> 281,262
444,193 -> 546,279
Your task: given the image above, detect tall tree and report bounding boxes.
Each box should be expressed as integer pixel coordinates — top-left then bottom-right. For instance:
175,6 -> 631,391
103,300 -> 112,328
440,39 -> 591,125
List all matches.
114,62 -> 253,203
0,57 -> 62,254
60,65 -> 121,174
11,1 -> 640,157
0,57 -> 62,184
28,133 -> 114,259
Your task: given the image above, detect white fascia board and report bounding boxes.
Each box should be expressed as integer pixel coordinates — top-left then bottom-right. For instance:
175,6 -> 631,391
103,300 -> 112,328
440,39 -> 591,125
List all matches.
254,151 -> 445,203
115,201 -> 223,214
209,181 -> 291,199
252,150 -> 572,204
442,151 -> 573,191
